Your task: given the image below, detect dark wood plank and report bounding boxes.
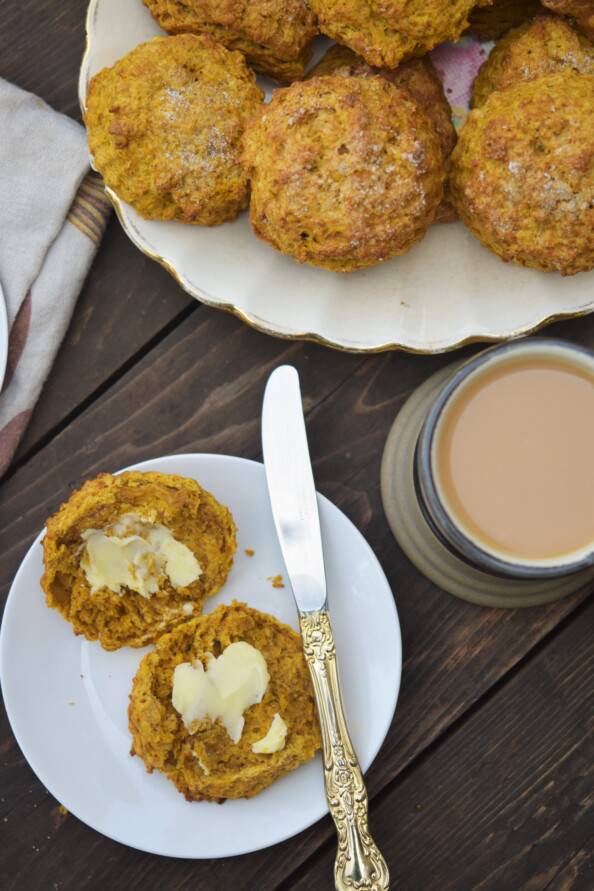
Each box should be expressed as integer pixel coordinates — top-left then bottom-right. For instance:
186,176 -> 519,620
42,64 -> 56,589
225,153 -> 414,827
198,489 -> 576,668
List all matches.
13,218 -> 194,464
2,310 -> 593,890
0,0 -> 88,119
0,309 -> 365,586
288,597 -> 594,891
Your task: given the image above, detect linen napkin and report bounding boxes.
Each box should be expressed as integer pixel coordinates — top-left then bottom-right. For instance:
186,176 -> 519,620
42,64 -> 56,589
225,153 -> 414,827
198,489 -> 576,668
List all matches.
0,78 -> 111,476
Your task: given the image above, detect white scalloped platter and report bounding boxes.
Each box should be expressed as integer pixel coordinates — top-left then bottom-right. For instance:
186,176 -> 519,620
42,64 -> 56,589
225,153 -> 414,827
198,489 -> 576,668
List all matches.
79,0 -> 594,353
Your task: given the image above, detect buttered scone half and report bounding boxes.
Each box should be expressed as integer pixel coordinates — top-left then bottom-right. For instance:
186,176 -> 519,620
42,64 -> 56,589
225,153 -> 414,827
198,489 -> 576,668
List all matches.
41,472 -> 237,650
85,34 -> 263,225
128,602 -> 321,801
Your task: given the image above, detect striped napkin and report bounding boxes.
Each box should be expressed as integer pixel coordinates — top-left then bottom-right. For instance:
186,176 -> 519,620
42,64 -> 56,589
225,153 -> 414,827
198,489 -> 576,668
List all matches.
0,78 -> 111,477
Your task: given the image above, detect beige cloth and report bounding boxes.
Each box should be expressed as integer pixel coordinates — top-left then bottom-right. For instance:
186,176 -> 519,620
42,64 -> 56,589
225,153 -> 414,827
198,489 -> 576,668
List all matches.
0,78 -> 111,476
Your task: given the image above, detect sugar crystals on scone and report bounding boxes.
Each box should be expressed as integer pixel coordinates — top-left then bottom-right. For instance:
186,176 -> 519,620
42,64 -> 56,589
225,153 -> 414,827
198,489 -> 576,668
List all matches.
85,34 -> 263,225
451,71 -> 594,275
242,75 -> 447,271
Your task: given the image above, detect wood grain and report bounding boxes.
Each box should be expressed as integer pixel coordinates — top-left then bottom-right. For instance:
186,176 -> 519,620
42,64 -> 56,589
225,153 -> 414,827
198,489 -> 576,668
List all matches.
2,309 -> 593,890
0,0 -> 88,119
288,598 -> 594,891
13,219 -> 194,466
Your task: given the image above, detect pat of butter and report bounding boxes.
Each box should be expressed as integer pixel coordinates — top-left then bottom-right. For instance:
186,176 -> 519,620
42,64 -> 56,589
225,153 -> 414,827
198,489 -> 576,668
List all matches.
172,642 -> 269,744
252,713 -> 287,754
81,513 -> 201,598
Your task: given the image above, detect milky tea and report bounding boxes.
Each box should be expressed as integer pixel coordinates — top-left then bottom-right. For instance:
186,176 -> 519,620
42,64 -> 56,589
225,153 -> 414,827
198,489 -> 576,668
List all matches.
433,353 -> 594,563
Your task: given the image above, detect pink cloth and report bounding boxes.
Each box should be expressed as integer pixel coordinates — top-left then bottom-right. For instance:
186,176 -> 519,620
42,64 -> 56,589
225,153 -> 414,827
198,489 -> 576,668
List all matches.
431,35 -> 494,127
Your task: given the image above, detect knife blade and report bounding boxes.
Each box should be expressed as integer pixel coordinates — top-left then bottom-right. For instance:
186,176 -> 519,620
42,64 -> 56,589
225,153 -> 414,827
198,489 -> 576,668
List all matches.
261,365 -> 390,891
261,364 -> 327,614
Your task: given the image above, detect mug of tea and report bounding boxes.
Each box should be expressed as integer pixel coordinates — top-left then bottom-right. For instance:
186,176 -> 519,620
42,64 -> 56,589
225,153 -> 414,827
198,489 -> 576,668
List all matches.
414,338 -> 594,580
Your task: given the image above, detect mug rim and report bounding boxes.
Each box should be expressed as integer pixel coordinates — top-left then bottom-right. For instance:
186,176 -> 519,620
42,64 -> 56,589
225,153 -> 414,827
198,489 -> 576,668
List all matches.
416,337 -> 594,580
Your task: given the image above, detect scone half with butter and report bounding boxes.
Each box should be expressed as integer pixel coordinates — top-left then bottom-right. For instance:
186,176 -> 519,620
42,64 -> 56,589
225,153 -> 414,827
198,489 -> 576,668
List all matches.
41,471 -> 236,650
128,602 -> 321,801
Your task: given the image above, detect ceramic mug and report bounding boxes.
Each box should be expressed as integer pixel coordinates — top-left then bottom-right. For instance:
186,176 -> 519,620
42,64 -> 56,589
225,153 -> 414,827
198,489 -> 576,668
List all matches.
414,338 -> 594,580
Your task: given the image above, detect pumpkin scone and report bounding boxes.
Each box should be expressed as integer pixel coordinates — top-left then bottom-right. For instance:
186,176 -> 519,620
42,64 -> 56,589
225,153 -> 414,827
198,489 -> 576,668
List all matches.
242,75 -> 446,271
450,71 -> 594,275
85,34 -> 263,225
472,14 -> 594,107
42,472 -> 236,650
308,45 -> 456,222
142,0 -> 318,81
542,0 -> 594,40
309,0 -> 492,69
308,45 -> 456,159
128,602 -> 321,801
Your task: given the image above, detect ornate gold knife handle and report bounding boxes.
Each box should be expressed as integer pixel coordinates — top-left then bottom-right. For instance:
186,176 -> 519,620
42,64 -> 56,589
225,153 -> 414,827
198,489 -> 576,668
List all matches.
300,609 -> 390,891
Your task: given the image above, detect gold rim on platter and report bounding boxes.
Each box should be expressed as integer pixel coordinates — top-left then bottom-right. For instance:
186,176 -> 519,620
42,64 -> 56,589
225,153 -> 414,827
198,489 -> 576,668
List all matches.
79,0 -> 594,355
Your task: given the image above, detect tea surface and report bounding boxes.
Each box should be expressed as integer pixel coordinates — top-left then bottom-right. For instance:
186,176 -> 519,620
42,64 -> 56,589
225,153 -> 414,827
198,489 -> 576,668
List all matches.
435,355 -> 594,561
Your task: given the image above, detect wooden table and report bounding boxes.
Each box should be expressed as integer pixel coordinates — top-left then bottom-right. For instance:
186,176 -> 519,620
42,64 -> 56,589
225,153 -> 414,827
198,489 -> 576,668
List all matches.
1,4 -> 593,889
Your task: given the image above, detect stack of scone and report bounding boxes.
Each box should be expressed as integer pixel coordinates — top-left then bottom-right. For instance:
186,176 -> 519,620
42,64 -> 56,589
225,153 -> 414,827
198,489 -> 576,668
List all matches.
84,0 -> 594,275
42,470 -> 321,801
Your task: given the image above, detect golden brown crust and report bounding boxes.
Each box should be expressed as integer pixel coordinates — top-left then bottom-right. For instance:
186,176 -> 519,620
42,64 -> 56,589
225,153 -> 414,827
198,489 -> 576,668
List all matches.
128,602 -> 321,801
142,0 -> 318,81
373,0 -> 490,43
85,35 -> 263,225
308,0 -> 419,69
242,75 -> 446,271
41,471 -> 237,650
468,0 -> 541,41
309,45 -> 456,157
542,0 -> 594,40
472,14 -> 594,107
309,0 -> 489,69
450,72 -> 594,276
308,45 -> 456,222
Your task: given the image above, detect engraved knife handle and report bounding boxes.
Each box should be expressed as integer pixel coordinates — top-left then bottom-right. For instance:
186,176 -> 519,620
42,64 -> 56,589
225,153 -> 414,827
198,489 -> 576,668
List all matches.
300,609 -> 390,891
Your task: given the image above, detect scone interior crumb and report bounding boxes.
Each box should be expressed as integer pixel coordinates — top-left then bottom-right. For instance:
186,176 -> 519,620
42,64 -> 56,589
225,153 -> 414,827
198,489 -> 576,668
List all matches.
41,471 -> 237,650
128,601 -> 321,801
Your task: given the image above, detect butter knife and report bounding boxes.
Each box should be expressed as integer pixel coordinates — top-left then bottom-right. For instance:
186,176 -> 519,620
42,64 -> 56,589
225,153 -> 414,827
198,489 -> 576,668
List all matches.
262,365 -> 390,891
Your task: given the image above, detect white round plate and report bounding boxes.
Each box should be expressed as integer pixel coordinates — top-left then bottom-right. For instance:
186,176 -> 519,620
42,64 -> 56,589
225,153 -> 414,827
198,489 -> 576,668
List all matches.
79,0 -> 594,354
0,454 -> 401,858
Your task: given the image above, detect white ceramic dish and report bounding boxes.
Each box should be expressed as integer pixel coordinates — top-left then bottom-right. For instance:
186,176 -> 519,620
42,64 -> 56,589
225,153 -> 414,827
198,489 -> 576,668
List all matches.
79,0 -> 594,353
0,453 -> 401,858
